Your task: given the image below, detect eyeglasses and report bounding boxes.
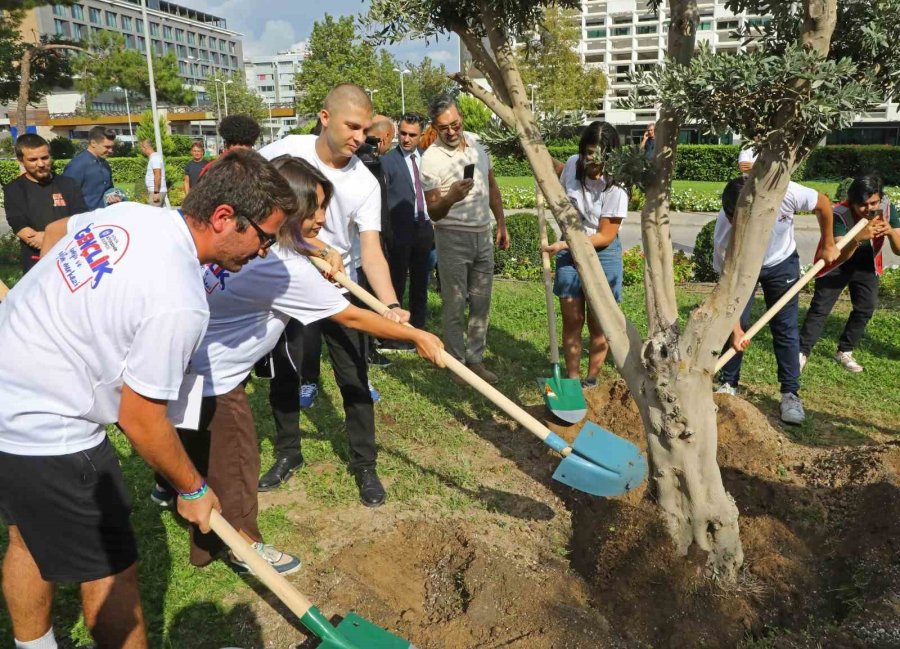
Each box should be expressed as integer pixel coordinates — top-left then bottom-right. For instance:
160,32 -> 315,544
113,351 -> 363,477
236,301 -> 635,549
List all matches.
436,120 -> 462,134
242,217 -> 277,250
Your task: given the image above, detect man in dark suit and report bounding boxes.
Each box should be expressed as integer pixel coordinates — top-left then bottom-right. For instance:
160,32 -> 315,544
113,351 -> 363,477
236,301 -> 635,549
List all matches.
381,113 -> 434,343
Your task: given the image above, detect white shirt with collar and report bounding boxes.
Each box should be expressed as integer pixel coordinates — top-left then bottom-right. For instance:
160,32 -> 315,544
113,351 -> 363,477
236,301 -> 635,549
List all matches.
420,132 -> 492,231
402,148 -> 429,221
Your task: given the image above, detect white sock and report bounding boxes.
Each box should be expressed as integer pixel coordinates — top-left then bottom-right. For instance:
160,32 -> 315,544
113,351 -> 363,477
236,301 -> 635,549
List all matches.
15,627 -> 57,649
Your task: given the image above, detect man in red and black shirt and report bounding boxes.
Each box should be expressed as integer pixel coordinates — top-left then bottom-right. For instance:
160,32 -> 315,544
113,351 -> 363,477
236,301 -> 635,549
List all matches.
3,134 -> 87,273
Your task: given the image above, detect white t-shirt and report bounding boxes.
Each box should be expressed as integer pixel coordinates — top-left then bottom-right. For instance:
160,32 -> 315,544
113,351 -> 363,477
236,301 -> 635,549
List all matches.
191,244 -> 349,396
738,147 -> 758,167
560,154 -> 629,235
713,181 -> 819,272
258,135 -> 381,280
145,151 -> 167,193
0,204 -> 208,456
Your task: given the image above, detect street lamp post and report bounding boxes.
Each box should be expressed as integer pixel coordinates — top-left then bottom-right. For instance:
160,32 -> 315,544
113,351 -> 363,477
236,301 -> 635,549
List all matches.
139,0 -> 166,205
527,83 -> 538,112
266,98 -> 274,143
115,86 -> 134,143
365,87 -> 378,102
212,82 -> 222,150
393,67 -> 410,114
214,78 -> 233,117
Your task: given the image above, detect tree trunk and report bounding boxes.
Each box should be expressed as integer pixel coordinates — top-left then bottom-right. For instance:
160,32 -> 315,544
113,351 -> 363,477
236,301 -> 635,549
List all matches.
15,46 -> 34,136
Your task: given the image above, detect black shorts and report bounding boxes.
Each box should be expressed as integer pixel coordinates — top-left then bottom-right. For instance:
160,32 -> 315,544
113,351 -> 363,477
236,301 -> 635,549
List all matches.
0,437 -> 138,582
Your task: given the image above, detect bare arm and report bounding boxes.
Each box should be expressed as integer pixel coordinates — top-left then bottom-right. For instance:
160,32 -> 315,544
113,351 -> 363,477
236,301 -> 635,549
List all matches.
544,218 -> 623,254
813,192 -> 839,264
359,230 -> 407,323
424,180 -> 474,222
152,168 -> 162,194
183,174 -> 190,195
118,384 -> 220,532
15,227 -> 42,250
331,305 -> 444,366
40,217 -> 70,257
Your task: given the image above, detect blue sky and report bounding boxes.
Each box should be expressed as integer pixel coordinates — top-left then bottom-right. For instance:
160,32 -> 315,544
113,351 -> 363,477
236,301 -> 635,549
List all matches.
179,0 -> 460,69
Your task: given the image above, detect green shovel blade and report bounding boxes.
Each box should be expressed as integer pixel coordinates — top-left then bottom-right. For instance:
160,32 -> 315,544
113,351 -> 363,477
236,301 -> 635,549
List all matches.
335,612 -> 417,649
538,364 -> 587,424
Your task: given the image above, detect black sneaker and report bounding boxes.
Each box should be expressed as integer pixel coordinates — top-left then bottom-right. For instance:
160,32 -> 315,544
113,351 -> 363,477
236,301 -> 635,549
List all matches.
380,340 -> 416,353
367,349 -> 392,368
258,454 -> 303,492
353,467 -> 386,507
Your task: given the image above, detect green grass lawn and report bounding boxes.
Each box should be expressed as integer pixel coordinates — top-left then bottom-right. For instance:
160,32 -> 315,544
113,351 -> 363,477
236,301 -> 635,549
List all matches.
0,269 -> 897,646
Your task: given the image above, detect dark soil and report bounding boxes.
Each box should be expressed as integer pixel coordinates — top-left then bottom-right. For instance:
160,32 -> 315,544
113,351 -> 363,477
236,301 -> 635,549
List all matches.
253,380 -> 899,649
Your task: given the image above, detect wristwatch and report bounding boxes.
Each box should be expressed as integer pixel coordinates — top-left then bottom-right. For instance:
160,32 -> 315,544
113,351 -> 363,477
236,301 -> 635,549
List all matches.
316,245 -> 333,260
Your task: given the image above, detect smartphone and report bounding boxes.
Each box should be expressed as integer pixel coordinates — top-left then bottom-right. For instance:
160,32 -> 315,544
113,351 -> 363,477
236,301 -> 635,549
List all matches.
253,353 -> 275,380
463,163 -> 475,180
869,208 -> 883,221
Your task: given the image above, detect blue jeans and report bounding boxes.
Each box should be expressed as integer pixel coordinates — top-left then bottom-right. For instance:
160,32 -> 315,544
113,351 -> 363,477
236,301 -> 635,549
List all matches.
553,238 -> 623,302
718,251 -> 801,394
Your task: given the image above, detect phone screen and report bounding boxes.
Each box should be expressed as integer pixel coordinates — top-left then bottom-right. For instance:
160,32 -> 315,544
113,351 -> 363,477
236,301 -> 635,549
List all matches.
869,208 -> 883,220
463,163 -> 475,180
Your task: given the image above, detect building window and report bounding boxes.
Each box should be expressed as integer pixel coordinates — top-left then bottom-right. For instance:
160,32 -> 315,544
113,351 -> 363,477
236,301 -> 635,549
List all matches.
718,19 -> 739,30
613,26 -> 631,36
637,25 -> 656,34
153,39 -> 162,54
699,21 -> 712,30
136,18 -> 143,32
199,34 -> 207,47
52,4 -> 66,16
89,7 -> 101,24
177,45 -> 187,58
72,4 -> 84,19
187,32 -> 195,45
179,61 -> 187,74
163,25 -> 172,39
189,47 -> 197,58
72,23 -> 84,39
54,19 -> 70,36
175,28 -> 184,42
218,40 -> 226,52
211,52 -> 220,64
121,15 -> 132,30
150,22 -> 159,36
230,55 -> 237,67
209,37 -> 216,49
90,26 -> 101,35
138,36 -> 145,51
192,62 -> 199,75
586,28 -> 606,39
228,41 -> 235,54
200,49 -> 209,61
105,12 -> 116,28
166,42 -> 174,54
201,64 -> 210,77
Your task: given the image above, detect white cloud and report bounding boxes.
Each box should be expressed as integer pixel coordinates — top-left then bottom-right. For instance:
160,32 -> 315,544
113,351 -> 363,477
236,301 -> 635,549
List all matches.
243,19 -> 298,57
426,49 -> 455,62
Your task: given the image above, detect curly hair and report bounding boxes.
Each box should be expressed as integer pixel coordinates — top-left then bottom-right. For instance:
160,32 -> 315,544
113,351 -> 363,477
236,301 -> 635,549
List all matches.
218,114 -> 261,148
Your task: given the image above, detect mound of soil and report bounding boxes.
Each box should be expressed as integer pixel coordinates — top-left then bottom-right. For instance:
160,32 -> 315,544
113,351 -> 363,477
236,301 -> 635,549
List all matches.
255,380 -> 898,649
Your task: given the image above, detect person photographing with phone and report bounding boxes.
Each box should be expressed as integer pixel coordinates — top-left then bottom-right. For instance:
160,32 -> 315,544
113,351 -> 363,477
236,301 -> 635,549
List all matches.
799,174 -> 900,373
421,93 -> 509,385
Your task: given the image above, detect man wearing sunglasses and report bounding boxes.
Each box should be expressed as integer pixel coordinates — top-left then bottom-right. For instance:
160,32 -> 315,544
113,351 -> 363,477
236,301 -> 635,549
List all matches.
420,94 -> 510,385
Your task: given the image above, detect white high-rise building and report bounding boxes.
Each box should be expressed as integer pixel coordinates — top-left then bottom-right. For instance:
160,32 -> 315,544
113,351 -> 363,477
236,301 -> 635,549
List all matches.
244,48 -> 305,143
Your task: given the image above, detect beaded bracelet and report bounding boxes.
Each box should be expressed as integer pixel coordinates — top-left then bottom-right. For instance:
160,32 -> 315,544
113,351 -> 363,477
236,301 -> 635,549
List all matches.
179,480 -> 208,501
386,303 -> 401,309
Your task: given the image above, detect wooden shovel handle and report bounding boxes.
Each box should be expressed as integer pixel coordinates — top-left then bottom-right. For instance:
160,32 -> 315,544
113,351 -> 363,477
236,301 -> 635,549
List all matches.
209,510 -> 314,619
308,256 -> 568,453
0,278 -> 9,302
715,217 -> 869,372
537,188 -> 560,365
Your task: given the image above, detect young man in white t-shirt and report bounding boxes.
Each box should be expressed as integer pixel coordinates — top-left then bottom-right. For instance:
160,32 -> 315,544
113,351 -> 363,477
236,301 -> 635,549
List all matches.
256,84 -> 409,506
0,150 -> 297,649
140,139 -> 166,207
154,156 -> 444,574
714,176 -> 839,424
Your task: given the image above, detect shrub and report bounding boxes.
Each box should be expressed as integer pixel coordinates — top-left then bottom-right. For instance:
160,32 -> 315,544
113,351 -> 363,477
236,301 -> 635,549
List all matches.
621,245 -> 693,287
880,265 -> 900,300
49,137 -> 78,159
834,177 -> 854,202
493,211 -> 557,280
803,146 -> 900,185
169,134 -> 194,157
0,231 -> 19,265
693,219 -> 719,282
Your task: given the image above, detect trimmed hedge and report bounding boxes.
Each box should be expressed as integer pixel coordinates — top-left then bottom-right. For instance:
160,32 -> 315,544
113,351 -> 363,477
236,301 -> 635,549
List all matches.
803,146 -> 900,185
493,210 -> 557,280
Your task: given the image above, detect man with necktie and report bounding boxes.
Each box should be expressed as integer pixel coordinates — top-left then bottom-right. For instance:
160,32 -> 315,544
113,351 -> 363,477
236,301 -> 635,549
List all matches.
381,112 -> 434,345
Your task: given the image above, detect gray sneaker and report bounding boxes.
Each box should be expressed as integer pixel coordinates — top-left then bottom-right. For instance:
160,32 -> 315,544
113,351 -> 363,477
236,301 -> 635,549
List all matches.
716,383 -> 737,396
780,392 -> 805,425
834,350 -> 863,373
230,541 -> 301,576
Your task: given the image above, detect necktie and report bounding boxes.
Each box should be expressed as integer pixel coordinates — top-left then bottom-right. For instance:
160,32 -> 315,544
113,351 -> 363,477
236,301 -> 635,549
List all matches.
411,153 -> 426,223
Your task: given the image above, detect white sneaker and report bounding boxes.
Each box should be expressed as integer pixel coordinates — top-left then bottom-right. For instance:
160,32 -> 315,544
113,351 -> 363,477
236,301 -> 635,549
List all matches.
229,541 -> 301,576
799,352 -> 808,372
834,350 -> 863,373
716,383 -> 737,395
780,392 -> 805,425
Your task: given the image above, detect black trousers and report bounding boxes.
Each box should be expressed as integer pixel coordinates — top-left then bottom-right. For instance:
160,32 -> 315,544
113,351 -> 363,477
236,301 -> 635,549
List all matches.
387,223 -> 435,330
800,260 -> 879,355
268,308 -> 377,471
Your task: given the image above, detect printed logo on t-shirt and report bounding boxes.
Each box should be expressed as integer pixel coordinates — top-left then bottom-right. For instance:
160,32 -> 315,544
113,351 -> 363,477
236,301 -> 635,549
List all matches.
202,264 -> 230,293
52,192 -> 67,207
56,223 -> 130,291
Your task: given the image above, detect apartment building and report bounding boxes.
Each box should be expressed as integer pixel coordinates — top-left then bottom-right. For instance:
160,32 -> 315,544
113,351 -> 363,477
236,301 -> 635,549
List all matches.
4,0 -> 245,143
578,0 -> 897,145
244,48 -> 305,142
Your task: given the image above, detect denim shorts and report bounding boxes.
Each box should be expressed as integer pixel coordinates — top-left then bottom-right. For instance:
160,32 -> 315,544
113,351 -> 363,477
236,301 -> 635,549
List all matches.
553,237 -> 623,302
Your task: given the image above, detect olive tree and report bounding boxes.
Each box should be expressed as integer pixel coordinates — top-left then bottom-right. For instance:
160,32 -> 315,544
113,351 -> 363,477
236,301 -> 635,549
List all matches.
365,0 -> 897,581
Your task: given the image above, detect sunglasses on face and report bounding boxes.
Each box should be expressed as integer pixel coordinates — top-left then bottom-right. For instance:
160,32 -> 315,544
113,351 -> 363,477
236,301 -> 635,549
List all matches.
243,217 -> 277,250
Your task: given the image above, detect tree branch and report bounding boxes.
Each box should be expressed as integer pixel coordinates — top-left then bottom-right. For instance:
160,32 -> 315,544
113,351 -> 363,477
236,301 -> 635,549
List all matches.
452,23 -> 512,105
15,42 -> 88,134
451,72 -> 516,128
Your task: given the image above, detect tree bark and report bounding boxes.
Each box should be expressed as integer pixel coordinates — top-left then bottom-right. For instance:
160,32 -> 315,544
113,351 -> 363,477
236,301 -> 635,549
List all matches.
15,42 -> 87,136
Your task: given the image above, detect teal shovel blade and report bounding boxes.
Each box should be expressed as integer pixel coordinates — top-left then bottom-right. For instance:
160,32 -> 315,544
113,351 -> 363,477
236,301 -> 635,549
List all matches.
550,422 -> 648,497
335,612 -> 417,649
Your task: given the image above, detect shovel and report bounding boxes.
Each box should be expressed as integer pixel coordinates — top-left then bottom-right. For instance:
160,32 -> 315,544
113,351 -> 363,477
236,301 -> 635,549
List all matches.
536,190 -> 587,423
210,510 -> 417,649
715,217 -> 870,372
309,257 -> 647,497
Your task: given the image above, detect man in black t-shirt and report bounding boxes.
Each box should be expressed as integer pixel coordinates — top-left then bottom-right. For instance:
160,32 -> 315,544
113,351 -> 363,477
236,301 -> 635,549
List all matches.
183,140 -> 206,196
3,134 -> 87,272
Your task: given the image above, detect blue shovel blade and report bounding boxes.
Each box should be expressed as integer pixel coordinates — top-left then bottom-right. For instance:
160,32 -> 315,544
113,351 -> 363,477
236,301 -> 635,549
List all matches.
551,421 -> 648,497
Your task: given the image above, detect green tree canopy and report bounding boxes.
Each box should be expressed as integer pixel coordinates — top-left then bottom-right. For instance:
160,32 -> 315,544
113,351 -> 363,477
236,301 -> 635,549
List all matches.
456,92 -> 493,133
135,110 -> 173,153
516,5 -> 607,112
72,30 -> 194,107
0,9 -> 73,105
